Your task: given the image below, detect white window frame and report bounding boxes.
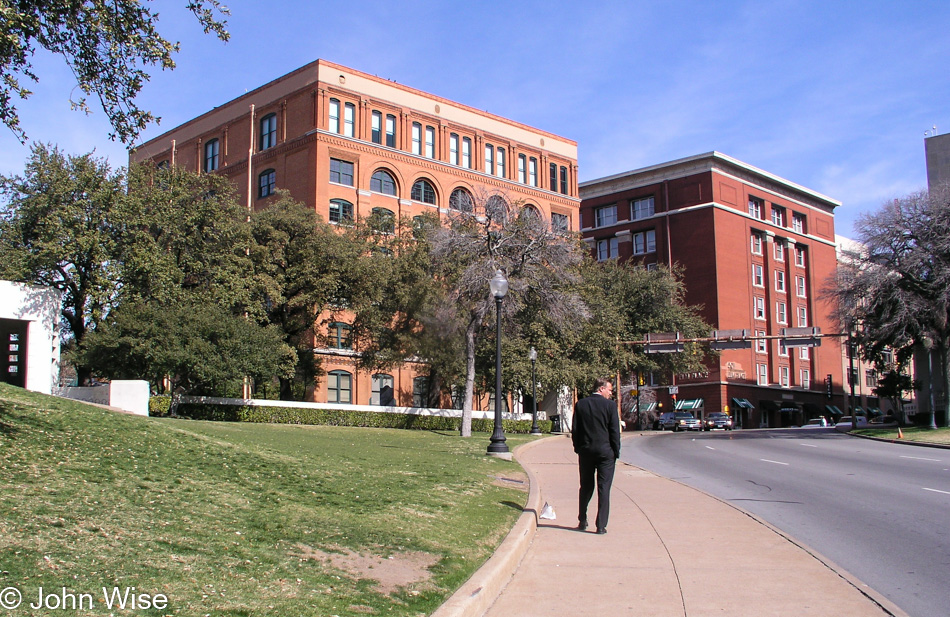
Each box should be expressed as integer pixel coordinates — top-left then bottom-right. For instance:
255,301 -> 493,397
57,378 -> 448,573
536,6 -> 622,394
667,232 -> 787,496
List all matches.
752,264 -> 764,287
449,133 -> 459,165
780,366 -> 790,387
779,341 -> 789,357
529,157 -> 538,186
595,205 -> 618,228
343,102 -> 355,137
797,306 -> 807,327
484,144 -> 493,173
754,297 -> 766,320
633,230 -> 656,255
329,99 -> 340,134
749,197 -> 763,219
412,122 -> 422,155
757,363 -> 768,385
795,246 -> 805,267
801,369 -> 811,389
775,271 -> 786,293
751,232 -> 763,255
796,276 -> 807,297
774,241 -> 785,261
462,137 -> 471,168
792,213 -> 804,233
631,196 -> 655,220
799,346 -> 810,360
777,302 -> 787,324
518,154 -> 526,183
771,205 -> 785,227
496,147 -> 506,177
596,237 -> 619,262
425,126 -> 435,158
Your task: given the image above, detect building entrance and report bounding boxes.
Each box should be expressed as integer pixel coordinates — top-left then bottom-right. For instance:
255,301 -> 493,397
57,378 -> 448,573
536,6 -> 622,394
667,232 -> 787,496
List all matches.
1,318 -> 29,388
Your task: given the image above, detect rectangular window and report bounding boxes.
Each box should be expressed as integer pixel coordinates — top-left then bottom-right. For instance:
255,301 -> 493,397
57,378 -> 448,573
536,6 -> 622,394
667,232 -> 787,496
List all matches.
425,126 -> 435,158
329,99 -> 340,134
343,102 -> 355,137
751,232 -> 763,255
449,133 -> 459,165
795,246 -> 806,267
779,341 -> 789,357
485,144 -> 493,173
552,212 -> 569,233
560,166 -> 568,194
780,366 -> 790,387
497,147 -> 506,177
329,158 -> 354,186
797,306 -> 807,327
775,271 -> 786,293
801,369 -> 811,389
329,199 -> 353,224
774,241 -> 785,261
385,114 -> 396,148
518,154 -> 526,183
371,374 -> 394,406
550,163 -> 557,191
371,111 -> 382,144
771,205 -> 786,227
462,137 -> 471,168
796,276 -> 807,297
865,370 -> 878,387
749,196 -> 764,219
204,139 -> 219,172
848,368 -> 858,386
633,230 -> 656,255
595,205 -> 618,227
631,196 -> 655,220
800,346 -> 810,360
529,157 -> 538,186
754,297 -> 766,320
597,237 -> 619,261
752,264 -> 764,287
792,213 -> 805,233
777,302 -> 787,324
757,363 -> 768,385
412,122 -> 422,155
756,330 -> 767,354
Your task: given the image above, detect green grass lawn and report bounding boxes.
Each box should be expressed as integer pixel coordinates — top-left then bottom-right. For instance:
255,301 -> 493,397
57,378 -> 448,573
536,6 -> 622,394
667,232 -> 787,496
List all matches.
854,425 -> 950,445
0,383 -> 530,616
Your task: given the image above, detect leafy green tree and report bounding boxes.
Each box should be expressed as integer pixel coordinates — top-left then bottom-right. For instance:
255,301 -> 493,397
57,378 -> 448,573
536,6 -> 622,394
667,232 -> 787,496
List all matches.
0,143 -> 124,384
0,1 -> 229,143
80,300 -> 294,397
249,194 -> 366,400
829,185 -> 950,426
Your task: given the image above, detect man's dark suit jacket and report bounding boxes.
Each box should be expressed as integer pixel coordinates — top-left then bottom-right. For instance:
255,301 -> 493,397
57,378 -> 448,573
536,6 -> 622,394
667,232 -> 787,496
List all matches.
572,393 -> 621,459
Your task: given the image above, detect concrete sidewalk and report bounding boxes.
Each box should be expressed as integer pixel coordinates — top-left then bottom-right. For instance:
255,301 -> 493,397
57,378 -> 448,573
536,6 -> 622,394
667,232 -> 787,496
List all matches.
434,434 -> 909,617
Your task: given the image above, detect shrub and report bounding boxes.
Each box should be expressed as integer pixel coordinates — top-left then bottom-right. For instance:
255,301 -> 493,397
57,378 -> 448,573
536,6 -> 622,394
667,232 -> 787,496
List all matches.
175,402 -> 553,434
149,395 -> 171,417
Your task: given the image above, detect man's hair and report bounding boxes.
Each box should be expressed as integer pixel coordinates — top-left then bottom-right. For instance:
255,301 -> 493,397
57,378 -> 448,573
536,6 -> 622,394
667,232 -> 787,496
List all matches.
593,377 -> 612,392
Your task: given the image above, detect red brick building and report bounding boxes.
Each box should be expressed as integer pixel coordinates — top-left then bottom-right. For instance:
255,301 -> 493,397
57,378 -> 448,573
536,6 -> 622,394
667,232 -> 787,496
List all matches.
580,152 -> 844,428
131,59 -> 580,407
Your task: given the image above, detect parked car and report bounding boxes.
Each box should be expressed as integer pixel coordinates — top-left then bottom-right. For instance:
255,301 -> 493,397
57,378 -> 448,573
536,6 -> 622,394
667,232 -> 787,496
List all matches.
655,412 -> 674,430
835,415 -> 868,430
704,412 -> 733,430
662,411 -> 703,431
868,415 -> 898,426
804,417 -> 828,427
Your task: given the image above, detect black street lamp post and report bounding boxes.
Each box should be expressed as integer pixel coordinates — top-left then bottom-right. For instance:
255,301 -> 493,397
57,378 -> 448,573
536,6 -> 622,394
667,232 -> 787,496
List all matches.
529,347 -> 541,435
487,270 -> 510,456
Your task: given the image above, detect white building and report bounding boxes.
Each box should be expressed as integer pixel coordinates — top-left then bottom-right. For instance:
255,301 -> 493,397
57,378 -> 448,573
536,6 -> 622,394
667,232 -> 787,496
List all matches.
0,280 -> 62,394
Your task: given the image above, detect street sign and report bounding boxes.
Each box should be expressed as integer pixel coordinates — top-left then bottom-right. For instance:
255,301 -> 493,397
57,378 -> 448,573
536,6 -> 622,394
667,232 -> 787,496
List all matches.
669,386 -> 679,394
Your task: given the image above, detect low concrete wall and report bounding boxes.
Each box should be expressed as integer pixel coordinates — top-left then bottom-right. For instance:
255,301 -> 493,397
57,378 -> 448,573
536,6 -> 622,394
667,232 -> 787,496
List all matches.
55,380 -> 150,416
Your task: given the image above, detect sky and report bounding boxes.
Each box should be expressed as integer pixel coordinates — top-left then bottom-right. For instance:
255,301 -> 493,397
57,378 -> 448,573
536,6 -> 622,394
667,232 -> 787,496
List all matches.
2,0 -> 949,237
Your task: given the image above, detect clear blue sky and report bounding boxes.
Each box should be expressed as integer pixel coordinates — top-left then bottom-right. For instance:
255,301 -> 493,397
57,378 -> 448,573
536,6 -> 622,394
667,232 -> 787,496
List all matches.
2,0 -> 949,236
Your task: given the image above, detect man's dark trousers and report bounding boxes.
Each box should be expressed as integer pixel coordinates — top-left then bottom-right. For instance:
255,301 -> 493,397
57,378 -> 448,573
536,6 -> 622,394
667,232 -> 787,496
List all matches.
578,452 -> 616,529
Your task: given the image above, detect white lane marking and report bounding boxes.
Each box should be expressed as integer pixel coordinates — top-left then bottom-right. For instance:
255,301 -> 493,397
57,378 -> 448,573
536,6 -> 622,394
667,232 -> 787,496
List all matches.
760,459 -> 789,466
901,455 -> 942,462
923,488 -> 950,496
705,446 -> 716,450
800,444 -> 817,448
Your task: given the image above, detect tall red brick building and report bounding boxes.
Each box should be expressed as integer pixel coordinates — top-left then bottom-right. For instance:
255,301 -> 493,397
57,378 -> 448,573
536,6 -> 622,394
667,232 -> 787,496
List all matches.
131,59 -> 580,407
580,152 -> 844,428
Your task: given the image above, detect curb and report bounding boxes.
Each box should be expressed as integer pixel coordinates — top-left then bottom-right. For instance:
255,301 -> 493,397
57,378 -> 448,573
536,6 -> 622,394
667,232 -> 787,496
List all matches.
429,435 -> 556,617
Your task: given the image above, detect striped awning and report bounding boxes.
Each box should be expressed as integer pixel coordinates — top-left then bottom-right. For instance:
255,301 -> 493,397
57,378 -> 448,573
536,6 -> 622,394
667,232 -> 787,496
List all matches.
825,405 -> 842,415
674,398 -> 703,410
731,397 -> 754,410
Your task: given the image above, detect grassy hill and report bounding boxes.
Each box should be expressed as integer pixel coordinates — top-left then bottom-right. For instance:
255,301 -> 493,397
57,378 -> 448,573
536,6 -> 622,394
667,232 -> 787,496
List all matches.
0,384 -> 528,616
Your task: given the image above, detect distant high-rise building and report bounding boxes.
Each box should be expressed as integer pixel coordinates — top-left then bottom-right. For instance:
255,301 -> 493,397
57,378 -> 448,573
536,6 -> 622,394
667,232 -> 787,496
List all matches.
925,131 -> 950,189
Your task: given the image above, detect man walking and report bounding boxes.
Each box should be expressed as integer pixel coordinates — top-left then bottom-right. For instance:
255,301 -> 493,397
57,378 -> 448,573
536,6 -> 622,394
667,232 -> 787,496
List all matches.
572,377 -> 621,534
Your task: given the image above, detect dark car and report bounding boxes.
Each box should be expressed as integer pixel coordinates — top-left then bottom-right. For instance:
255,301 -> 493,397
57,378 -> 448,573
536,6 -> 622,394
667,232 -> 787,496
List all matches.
704,412 -> 733,431
662,411 -> 702,431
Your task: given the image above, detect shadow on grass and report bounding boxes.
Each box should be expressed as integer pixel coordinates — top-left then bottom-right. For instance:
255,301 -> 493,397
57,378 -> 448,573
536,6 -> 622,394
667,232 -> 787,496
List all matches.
500,500 -> 524,511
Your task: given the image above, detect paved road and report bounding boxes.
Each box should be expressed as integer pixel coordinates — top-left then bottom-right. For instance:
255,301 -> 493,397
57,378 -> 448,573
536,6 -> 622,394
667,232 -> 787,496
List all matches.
623,428 -> 950,617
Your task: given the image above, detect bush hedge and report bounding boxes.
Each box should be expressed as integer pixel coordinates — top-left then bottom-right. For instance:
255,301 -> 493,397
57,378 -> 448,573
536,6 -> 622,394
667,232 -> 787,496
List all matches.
174,401 -> 553,434
149,395 -> 172,417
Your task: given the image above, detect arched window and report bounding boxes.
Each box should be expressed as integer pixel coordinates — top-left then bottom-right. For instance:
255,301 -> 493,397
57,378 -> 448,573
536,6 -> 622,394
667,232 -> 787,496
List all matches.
521,204 -> 541,220
449,188 -> 473,213
204,138 -> 219,172
371,207 -> 395,234
411,179 -> 436,205
372,374 -> 395,405
486,194 -> 509,223
260,113 -> 277,150
258,169 -> 276,198
329,322 -> 352,349
327,370 -> 352,404
370,169 -> 397,196
329,199 -> 353,224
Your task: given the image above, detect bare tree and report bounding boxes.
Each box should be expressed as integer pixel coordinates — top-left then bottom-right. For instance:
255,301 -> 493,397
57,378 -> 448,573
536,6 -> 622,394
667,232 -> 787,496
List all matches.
828,185 -> 950,426
427,188 -> 588,436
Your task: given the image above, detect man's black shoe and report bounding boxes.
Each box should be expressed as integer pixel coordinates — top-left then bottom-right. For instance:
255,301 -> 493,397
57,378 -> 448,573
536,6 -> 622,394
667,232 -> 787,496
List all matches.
596,528 -> 607,535
576,521 -> 588,531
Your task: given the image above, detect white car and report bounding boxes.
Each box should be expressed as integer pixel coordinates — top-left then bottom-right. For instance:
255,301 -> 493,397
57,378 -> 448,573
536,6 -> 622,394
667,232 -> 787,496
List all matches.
835,415 -> 868,430
803,417 -> 828,427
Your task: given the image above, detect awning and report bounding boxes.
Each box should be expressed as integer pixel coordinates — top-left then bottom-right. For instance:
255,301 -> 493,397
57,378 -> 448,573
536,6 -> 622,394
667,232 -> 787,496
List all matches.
674,398 -> 703,410
825,405 -> 842,416
638,402 -> 657,412
731,397 -> 754,410
760,400 -> 779,411
780,401 -> 800,413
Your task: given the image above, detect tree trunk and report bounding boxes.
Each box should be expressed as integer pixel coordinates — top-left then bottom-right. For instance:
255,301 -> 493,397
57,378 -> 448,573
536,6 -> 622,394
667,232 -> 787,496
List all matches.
940,343 -> 949,427
279,376 -> 295,401
460,318 -> 478,437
